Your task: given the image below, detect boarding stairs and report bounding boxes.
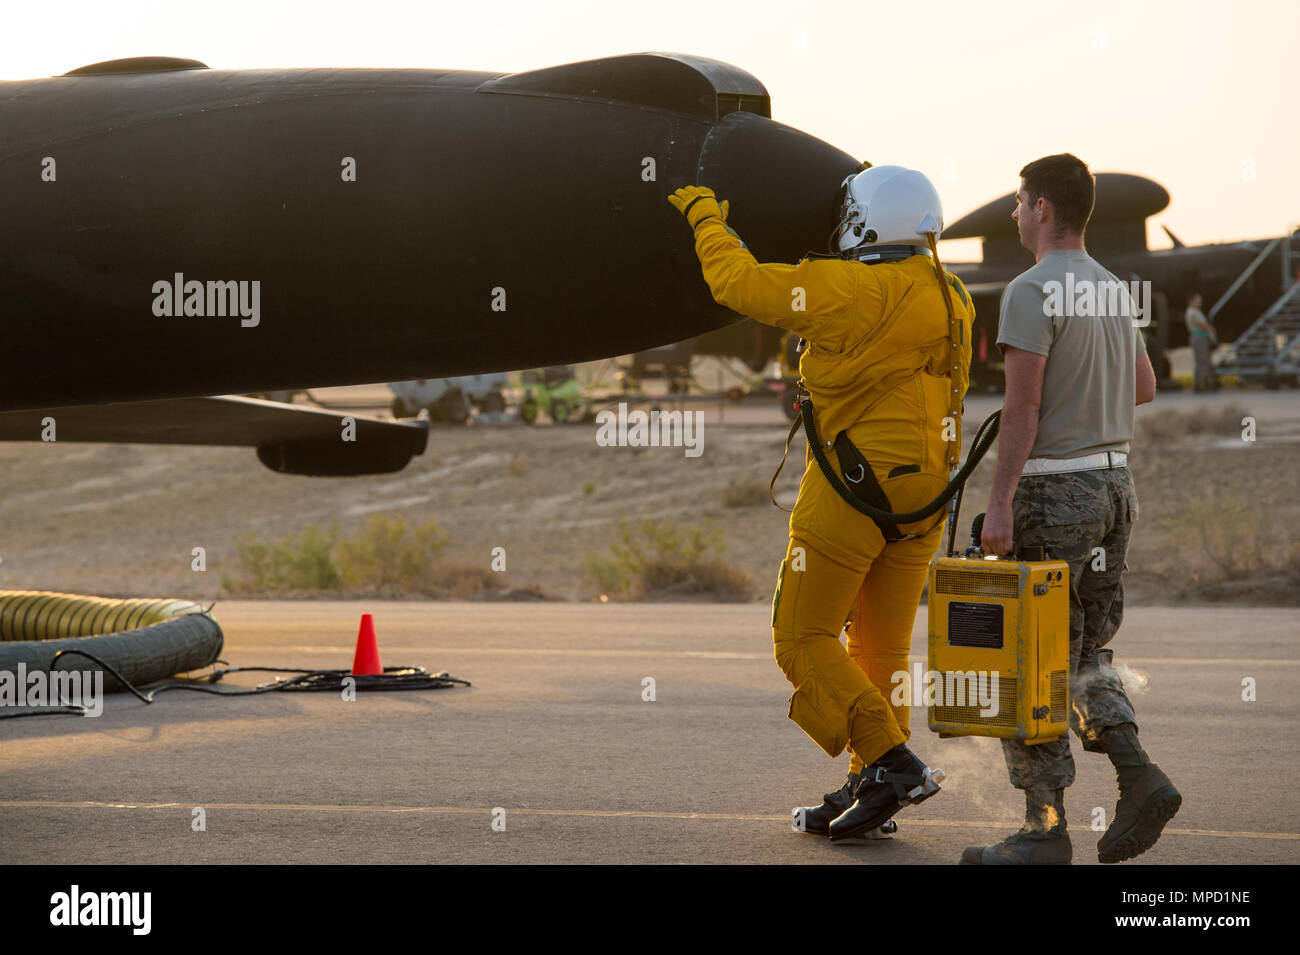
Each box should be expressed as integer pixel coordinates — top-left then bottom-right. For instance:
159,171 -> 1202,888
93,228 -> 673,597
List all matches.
1213,229 -> 1300,386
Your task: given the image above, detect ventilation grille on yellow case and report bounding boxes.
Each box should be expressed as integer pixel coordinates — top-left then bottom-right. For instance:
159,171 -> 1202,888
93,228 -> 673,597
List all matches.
934,570 -> 1019,598
1050,670 -> 1068,722
933,677 -> 1018,728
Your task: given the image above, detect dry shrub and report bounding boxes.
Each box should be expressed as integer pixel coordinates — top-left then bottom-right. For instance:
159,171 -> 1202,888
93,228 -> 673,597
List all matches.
223,515 -> 506,598
1138,403 -> 1250,445
723,475 -> 770,508
584,517 -> 753,601
1171,495 -> 1300,602
222,523 -> 341,595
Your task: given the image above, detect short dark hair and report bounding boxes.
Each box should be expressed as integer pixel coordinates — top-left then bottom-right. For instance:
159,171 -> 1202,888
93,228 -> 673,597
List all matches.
1019,153 -> 1095,236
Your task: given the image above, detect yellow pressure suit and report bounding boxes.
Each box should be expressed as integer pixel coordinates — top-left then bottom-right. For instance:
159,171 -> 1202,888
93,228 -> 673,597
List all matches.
684,196 -> 974,772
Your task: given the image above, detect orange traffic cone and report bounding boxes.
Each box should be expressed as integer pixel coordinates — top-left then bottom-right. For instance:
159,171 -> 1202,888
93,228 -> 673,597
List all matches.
351,613 -> 383,675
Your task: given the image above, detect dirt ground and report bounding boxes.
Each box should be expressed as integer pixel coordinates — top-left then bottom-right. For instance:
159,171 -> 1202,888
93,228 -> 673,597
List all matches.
0,376 -> 1296,606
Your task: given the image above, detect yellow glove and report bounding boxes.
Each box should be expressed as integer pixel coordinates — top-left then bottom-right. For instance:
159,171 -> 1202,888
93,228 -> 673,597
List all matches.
668,185 -> 730,230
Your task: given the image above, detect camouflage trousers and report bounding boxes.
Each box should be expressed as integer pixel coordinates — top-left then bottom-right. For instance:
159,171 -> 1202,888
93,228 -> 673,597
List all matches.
1001,466 -> 1140,790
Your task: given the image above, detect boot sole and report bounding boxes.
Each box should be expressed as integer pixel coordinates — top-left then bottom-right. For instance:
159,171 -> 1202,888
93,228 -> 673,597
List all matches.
1098,786 -> 1182,864
828,768 -> 943,841
794,813 -> 894,839
829,805 -> 903,841
836,820 -> 899,841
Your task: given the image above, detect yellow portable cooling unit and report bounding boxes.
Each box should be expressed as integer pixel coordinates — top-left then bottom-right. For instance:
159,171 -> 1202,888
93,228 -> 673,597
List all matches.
927,555 -> 1071,743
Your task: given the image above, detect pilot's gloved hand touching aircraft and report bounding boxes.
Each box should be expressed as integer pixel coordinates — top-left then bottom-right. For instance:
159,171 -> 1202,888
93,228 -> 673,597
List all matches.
669,167 -> 975,841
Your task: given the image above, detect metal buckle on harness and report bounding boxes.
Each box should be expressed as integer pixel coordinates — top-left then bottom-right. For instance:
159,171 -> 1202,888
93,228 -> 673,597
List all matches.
865,766 -> 920,795
845,464 -> 865,484
865,765 -> 939,802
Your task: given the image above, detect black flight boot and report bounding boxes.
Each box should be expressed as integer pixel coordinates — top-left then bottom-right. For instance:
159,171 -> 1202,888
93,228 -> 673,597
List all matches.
1096,723 -> 1181,864
792,769 -> 898,838
960,788 -> 1072,865
827,744 -> 944,842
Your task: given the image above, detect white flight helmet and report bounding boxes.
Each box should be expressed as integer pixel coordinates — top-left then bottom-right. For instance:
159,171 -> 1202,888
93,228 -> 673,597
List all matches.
832,165 -> 944,254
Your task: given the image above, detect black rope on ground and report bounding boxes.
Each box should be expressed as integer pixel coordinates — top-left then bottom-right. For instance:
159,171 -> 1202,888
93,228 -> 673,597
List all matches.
198,665 -> 472,695
0,649 -> 469,719
0,705 -> 89,720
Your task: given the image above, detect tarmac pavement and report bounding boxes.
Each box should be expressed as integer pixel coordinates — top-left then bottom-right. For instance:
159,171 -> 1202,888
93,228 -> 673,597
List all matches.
1,601 -> 1295,865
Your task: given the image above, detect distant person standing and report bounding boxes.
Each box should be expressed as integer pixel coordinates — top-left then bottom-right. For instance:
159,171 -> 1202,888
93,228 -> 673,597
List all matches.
1185,293 -> 1218,391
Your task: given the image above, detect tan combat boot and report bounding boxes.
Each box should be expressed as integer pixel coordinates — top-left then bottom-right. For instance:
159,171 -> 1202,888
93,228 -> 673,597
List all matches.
1096,723 -> 1181,863
960,788 -> 1072,865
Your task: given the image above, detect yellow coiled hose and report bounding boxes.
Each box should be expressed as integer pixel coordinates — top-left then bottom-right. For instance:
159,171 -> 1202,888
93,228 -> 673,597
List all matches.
0,591 -> 205,642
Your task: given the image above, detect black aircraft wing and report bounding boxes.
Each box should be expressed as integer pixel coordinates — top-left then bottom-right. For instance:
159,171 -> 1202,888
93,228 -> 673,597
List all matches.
0,395 -> 429,475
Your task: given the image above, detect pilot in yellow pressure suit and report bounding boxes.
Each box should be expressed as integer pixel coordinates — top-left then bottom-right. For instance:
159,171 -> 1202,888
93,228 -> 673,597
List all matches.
669,166 -> 974,840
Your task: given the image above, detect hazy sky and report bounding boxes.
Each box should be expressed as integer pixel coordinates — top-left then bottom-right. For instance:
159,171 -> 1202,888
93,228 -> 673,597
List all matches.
5,0 -> 1295,258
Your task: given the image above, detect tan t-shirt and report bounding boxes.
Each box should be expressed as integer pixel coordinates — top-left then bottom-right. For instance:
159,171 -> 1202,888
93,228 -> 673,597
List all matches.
996,249 -> 1141,458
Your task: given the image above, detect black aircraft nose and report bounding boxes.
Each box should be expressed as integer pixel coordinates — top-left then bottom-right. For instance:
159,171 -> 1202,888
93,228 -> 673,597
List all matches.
696,111 -> 865,265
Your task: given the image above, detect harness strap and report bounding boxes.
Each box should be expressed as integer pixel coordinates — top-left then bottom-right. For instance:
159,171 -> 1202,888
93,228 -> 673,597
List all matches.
800,396 -> 1000,527
831,431 -> 906,542
768,410 -> 804,513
